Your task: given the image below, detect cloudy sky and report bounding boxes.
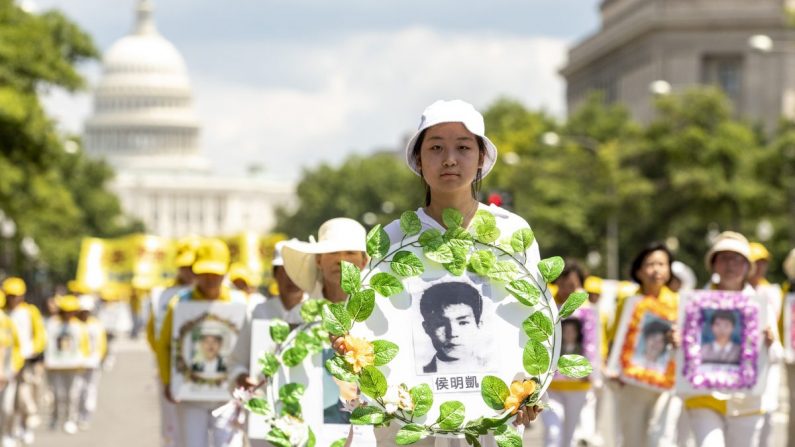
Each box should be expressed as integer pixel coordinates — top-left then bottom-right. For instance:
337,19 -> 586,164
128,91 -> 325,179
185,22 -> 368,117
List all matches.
38,0 -> 601,180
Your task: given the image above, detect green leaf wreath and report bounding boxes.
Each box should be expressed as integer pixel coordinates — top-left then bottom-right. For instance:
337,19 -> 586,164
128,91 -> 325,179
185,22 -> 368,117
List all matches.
244,208 -> 592,447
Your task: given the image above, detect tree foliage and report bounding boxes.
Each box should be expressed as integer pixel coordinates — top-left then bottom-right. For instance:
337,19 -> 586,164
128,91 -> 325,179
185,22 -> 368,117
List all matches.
0,0 -> 139,284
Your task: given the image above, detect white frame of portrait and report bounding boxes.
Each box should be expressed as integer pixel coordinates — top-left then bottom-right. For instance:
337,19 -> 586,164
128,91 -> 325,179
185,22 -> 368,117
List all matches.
44,318 -> 89,370
170,301 -> 246,402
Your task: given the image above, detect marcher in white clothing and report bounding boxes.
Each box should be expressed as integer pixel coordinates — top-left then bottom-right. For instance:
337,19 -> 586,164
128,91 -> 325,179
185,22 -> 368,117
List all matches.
369,99 -> 542,447
75,295 -> 107,430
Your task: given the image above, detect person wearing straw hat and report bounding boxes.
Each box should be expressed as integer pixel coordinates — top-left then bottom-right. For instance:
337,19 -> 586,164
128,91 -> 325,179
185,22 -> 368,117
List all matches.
684,231 -> 780,447
368,99 -> 542,446
0,290 -> 23,447
147,237 -> 199,447
156,238 -> 246,447
2,277 -> 45,445
75,294 -> 106,431
45,295 -> 90,435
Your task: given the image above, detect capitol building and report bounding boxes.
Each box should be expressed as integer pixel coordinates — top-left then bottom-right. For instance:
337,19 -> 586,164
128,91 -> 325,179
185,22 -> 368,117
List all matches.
83,0 -> 293,238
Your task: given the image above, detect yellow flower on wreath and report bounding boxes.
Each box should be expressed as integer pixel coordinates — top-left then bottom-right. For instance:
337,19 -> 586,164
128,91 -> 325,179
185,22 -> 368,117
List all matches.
342,335 -> 374,373
504,379 -> 537,414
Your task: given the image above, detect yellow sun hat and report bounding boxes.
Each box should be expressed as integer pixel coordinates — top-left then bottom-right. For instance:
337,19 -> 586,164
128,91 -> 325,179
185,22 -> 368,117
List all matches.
175,236 -> 201,268
228,262 -> 259,287
2,277 -> 26,297
749,242 -> 770,263
583,276 -> 603,295
0,290 -> 5,308
192,238 -> 230,276
56,295 -> 81,313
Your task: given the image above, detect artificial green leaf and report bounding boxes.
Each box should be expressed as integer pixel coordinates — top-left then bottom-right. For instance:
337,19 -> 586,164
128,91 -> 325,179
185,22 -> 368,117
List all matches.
367,224 -> 391,259
281,345 -> 309,367
395,424 -> 429,445
418,228 -> 444,248
258,352 -> 280,377
295,330 -> 324,354
340,260 -> 362,294
400,211 -> 422,236
538,256 -> 564,283
347,289 -> 376,322
523,340 -> 550,376
442,208 -> 464,228
370,272 -> 404,297
351,406 -> 386,425
557,354 -> 593,379
308,427 -> 316,447
505,279 -> 541,306
409,383 -> 433,418
325,355 -> 359,383
468,250 -> 496,276
423,242 -> 454,264
523,312 -> 554,342
278,383 -> 306,406
480,376 -> 510,411
330,439 -> 347,447
359,366 -> 388,399
300,299 -> 326,322
559,292 -> 589,319
391,251 -> 425,277
436,401 -> 466,430
244,397 -> 272,416
443,245 -> 468,276
265,427 -> 291,447
444,226 -> 474,250
471,210 -> 500,243
510,228 -> 535,253
322,302 -> 353,335
487,260 -> 518,283
470,209 -> 496,228
269,319 -> 290,344
372,340 -> 399,366
494,425 -> 523,447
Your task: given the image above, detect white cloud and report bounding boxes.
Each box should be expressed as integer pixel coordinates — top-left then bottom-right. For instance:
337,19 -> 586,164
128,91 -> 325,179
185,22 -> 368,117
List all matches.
41,27 -> 568,180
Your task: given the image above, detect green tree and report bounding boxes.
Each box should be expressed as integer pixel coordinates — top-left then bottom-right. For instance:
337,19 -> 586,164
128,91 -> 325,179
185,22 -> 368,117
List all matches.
0,1 -> 139,285
275,152 -> 424,238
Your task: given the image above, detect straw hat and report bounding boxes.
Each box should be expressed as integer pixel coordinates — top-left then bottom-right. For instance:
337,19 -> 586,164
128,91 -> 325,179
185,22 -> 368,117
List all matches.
704,231 -> 752,271
281,218 -> 367,293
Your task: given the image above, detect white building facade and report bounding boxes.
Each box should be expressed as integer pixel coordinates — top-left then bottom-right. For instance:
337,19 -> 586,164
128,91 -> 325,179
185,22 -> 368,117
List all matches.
84,0 -> 293,238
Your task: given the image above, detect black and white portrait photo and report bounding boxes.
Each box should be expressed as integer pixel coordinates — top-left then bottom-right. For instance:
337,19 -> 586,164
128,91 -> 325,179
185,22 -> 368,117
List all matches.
411,279 -> 497,375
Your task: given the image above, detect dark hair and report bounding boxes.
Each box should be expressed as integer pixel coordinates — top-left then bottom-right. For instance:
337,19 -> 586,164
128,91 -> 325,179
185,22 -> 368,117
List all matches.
412,128 -> 485,206
561,318 -> 584,344
711,309 -> 737,326
200,333 -> 223,343
642,320 -> 670,338
556,258 -> 586,286
420,282 -> 483,324
630,242 -> 674,285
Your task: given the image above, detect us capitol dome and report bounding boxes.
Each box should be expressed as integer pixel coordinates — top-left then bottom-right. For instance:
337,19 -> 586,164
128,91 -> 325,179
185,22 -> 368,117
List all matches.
83,0 -> 293,237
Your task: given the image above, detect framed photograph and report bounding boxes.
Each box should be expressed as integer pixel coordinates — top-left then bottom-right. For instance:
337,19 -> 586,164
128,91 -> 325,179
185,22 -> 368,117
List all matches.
607,295 -> 676,391
44,318 -> 88,370
170,301 -> 247,402
555,305 -> 600,381
675,290 -> 767,395
783,293 -> 795,363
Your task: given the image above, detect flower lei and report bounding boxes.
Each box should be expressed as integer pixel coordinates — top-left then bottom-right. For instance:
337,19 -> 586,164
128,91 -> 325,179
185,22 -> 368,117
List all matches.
618,297 -> 676,389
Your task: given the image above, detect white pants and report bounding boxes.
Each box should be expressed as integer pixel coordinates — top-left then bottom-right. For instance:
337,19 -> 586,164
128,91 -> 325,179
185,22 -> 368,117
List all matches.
160,391 -> 180,447
542,390 -> 588,447
573,389 -> 599,445
613,384 -> 661,447
687,408 -> 764,447
787,364 -> 795,447
175,402 -> 242,447
0,379 -> 17,437
47,370 -> 83,426
78,368 -> 101,423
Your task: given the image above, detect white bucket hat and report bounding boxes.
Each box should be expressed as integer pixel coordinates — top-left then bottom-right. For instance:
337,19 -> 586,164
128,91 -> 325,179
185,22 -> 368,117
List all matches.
78,294 -> 96,312
405,99 -> 498,177
272,240 -> 291,268
671,261 -> 697,292
281,218 -> 367,293
704,231 -> 752,271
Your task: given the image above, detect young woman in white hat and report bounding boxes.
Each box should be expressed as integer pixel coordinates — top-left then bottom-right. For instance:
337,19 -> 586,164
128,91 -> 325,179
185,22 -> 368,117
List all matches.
369,99 -> 542,446
684,231 -> 780,447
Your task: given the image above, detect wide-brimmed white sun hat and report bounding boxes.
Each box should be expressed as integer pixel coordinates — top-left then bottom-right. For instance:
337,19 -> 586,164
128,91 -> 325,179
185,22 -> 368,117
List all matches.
783,248 -> 795,280
281,218 -> 367,293
404,99 -> 498,177
704,231 -> 752,272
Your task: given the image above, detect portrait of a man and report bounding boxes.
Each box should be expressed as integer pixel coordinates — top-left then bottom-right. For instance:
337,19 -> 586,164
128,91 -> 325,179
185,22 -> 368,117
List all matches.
701,309 -> 742,365
633,317 -> 671,371
416,281 -> 488,374
191,328 -> 227,376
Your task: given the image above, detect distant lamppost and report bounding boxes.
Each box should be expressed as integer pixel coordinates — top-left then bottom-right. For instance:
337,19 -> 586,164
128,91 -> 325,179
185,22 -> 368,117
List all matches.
542,131 -> 621,280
